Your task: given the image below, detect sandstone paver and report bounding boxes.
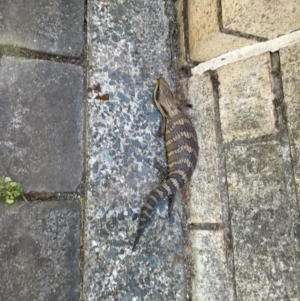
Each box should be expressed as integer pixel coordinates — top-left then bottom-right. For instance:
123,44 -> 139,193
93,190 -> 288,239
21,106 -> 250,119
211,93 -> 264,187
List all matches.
218,54 -> 275,143
222,0 -> 300,39
226,141 -> 299,300
188,74 -> 222,223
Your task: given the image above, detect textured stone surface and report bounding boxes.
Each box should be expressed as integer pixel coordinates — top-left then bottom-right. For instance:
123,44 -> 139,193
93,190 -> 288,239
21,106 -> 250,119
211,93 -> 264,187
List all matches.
188,74 -> 222,223
0,56 -> 83,192
281,42 -> 300,202
218,54 -> 275,143
84,1 -> 185,300
226,141 -> 300,300
0,200 -> 81,301
222,0 -> 300,39
191,30 -> 300,76
190,230 -> 230,301
188,0 -> 254,61
0,0 -> 84,57
175,0 -> 186,66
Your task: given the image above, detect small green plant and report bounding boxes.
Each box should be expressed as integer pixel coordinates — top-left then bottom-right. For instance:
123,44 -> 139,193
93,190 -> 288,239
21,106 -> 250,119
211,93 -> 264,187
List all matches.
0,177 -> 23,204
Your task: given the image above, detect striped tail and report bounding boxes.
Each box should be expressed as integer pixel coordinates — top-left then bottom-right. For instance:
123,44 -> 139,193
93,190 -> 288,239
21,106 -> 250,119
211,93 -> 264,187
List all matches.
132,179 -> 177,251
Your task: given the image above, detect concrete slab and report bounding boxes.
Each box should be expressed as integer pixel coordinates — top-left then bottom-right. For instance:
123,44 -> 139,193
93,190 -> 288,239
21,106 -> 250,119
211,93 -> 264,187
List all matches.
84,0 -> 187,300
0,200 -> 81,301
226,141 -> 300,300
0,56 -> 83,192
218,54 -> 275,143
190,230 -> 230,301
0,0 -> 84,57
188,74 -> 222,223
222,0 -> 300,40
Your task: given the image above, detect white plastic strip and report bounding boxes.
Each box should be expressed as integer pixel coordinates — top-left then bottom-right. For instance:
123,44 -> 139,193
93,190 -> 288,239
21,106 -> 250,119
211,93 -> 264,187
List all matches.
191,30 -> 300,76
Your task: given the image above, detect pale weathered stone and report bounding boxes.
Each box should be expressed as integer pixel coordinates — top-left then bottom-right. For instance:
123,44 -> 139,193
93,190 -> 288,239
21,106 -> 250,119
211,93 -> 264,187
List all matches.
281,42 -> 300,202
190,230 -> 230,301
188,0 -> 254,61
218,53 -> 275,143
222,0 -> 300,40
192,30 -> 300,76
226,141 -> 299,300
188,74 -> 222,223
175,0 -> 186,66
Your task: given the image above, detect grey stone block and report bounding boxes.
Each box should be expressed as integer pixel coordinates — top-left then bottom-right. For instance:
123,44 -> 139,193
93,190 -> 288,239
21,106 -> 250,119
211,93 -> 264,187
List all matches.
0,200 -> 81,301
188,74 -> 222,223
218,54 -> 275,143
85,0 -> 185,300
0,0 -> 84,57
226,141 -> 299,300
190,230 -> 230,301
0,56 -> 83,192
281,43 -> 300,204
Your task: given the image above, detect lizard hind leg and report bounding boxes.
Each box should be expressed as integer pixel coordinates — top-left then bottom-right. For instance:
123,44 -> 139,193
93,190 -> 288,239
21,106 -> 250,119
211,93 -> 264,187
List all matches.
153,158 -> 168,180
168,194 -> 175,218
155,116 -> 166,138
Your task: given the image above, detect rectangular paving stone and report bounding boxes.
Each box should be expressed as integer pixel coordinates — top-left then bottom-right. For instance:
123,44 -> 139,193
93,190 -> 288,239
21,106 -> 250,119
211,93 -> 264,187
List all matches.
188,0 -> 254,61
0,200 -> 81,301
281,42 -> 300,203
218,54 -> 275,143
188,74 -> 222,223
0,56 -> 83,192
175,0 -> 187,67
85,0 -> 186,300
226,141 -> 299,300
190,230 -> 230,301
222,0 -> 300,40
0,0 -> 84,57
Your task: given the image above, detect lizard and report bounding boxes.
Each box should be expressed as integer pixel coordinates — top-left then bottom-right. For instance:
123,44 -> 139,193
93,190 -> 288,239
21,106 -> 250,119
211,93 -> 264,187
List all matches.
132,77 -> 199,251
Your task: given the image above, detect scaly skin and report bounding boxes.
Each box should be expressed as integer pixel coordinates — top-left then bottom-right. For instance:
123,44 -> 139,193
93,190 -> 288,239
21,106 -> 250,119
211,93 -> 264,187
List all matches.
132,77 -> 198,251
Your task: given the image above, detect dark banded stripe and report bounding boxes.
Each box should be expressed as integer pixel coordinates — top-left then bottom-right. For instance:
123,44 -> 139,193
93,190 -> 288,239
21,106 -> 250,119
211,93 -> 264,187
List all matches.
165,178 -> 177,192
169,120 -> 193,135
157,184 -> 168,196
168,157 -> 195,170
166,131 -> 198,147
144,202 -> 154,210
168,117 -> 188,132
169,170 -> 187,187
161,182 -> 172,195
142,209 -> 151,218
167,144 -> 198,160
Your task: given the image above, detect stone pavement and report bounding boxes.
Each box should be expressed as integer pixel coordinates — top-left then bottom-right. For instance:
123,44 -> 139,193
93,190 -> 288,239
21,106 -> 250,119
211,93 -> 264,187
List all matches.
178,1 -> 300,300
0,0 -> 185,300
0,1 -> 85,300
1,0 -> 300,301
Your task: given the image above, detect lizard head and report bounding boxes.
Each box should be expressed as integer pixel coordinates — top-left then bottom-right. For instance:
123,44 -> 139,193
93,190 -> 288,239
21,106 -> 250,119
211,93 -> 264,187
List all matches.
154,77 -> 177,118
